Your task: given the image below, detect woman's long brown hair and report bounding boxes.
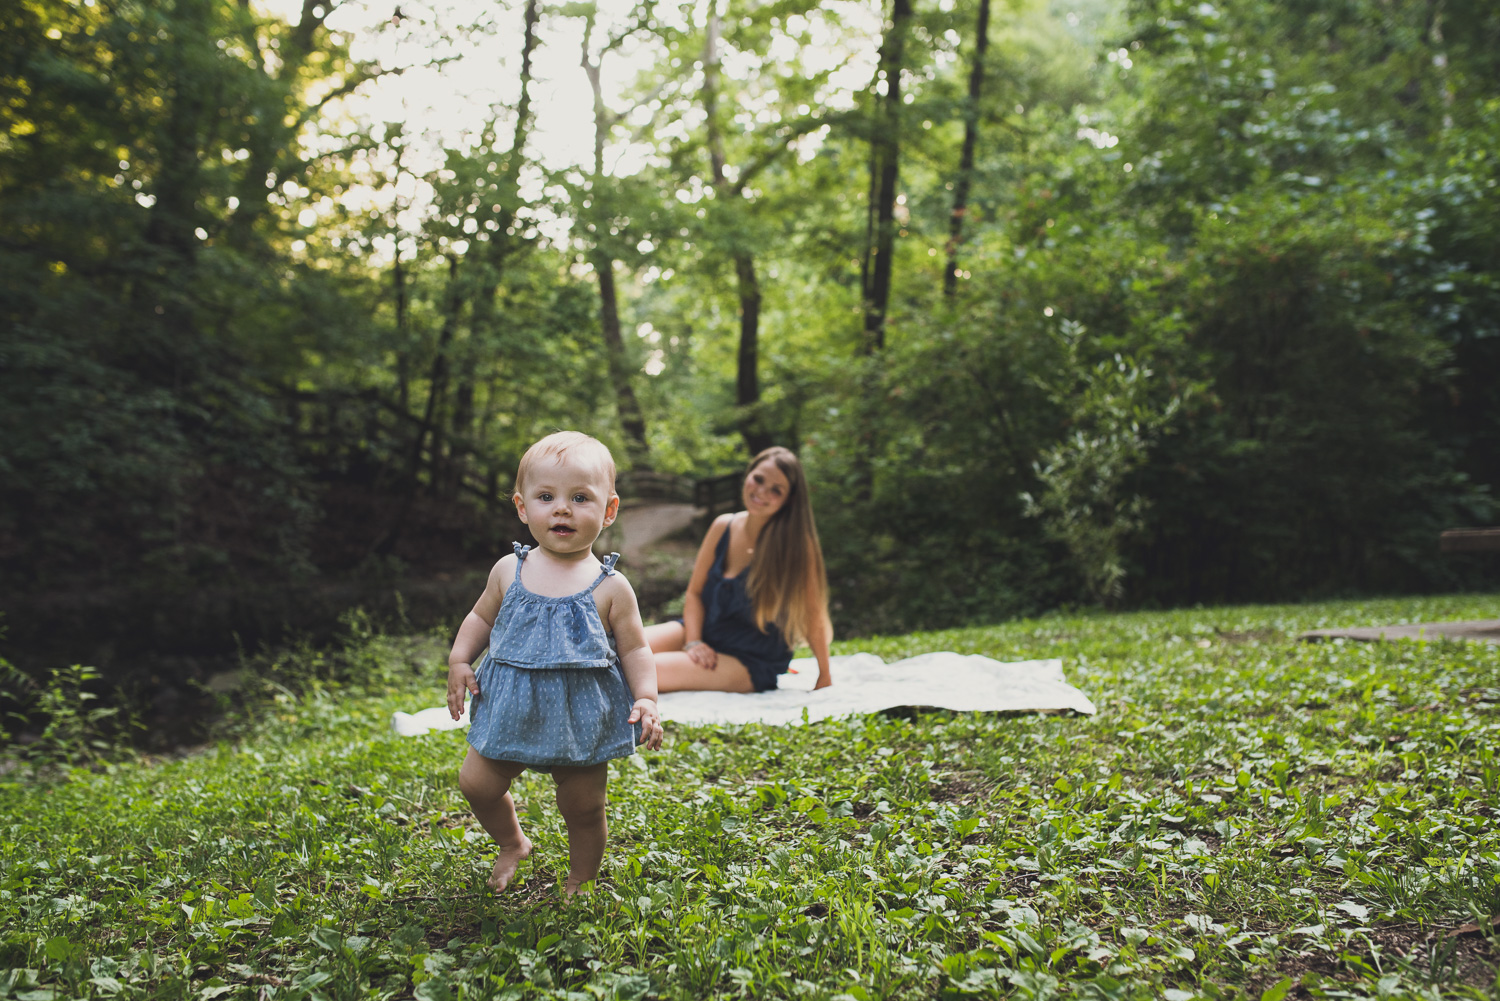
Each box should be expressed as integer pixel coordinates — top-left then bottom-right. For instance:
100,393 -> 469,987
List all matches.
743,447 -> 831,648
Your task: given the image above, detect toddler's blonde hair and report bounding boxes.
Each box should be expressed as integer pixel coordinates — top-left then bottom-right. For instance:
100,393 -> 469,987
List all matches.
515,431 -> 617,495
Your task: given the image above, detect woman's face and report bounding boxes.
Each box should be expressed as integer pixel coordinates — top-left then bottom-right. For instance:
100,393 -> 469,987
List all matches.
742,459 -> 792,519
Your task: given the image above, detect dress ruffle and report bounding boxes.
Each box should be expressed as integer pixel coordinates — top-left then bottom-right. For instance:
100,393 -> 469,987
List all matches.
488,591 -> 617,669
486,544 -> 619,670
468,650 -> 637,769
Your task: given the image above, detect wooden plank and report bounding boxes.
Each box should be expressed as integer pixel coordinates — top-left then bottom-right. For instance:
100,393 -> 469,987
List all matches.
1440,528 -> 1500,553
1301,620 -> 1500,644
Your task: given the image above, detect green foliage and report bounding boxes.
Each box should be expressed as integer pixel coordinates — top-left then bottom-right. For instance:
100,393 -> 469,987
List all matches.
1024,322 -> 1187,606
1104,0 -> 1499,601
6,0 -> 1500,683
0,0 -> 348,657
2,595 -> 1499,997
0,657 -> 123,769
804,0 -> 1500,625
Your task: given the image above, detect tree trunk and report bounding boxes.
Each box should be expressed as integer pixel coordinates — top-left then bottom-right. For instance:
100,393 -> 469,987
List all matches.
582,9 -> 650,468
591,249 -> 650,463
393,250 -> 410,414
944,0 -> 990,299
452,0 -> 541,483
860,0 -> 913,354
126,0 -> 213,387
733,253 -> 772,454
703,8 -> 772,454
425,255 -> 465,487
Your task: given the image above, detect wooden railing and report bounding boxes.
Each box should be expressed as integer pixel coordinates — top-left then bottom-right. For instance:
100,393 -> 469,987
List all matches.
616,470 -> 695,506
1440,528 -> 1500,553
615,470 -> 742,516
282,387 -> 744,517
282,387 -> 505,505
693,473 -> 742,516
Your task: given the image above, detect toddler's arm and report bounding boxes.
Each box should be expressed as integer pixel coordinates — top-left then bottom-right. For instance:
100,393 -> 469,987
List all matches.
604,575 -> 664,751
446,556 -> 511,720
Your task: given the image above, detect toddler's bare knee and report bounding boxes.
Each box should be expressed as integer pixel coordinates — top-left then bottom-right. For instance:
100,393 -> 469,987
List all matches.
557,793 -> 606,829
458,759 -> 494,807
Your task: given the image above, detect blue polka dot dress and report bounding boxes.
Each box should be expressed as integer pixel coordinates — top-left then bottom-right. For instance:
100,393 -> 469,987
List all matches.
467,544 -> 639,770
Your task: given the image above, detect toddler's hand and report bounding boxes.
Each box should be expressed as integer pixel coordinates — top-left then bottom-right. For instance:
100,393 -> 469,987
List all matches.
686,643 -> 717,670
447,663 -> 479,720
628,698 -> 663,751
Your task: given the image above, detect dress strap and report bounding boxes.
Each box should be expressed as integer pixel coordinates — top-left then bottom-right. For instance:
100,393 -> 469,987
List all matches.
587,553 -> 620,592
512,542 -> 531,561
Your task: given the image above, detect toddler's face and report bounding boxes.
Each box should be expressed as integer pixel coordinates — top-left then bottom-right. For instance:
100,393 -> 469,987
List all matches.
514,453 -> 618,558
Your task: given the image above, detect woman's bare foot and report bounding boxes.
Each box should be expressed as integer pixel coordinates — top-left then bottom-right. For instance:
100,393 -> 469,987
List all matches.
487,836 -> 533,892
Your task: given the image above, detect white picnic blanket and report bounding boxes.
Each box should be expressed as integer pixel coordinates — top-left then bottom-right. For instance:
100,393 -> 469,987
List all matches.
391,652 -> 1093,735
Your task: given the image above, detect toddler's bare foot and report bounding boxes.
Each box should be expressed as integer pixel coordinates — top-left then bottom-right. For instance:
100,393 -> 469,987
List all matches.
563,875 -> 597,897
487,836 -> 533,893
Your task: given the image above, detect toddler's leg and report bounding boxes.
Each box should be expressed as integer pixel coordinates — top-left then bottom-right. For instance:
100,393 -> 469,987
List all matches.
458,749 -> 532,892
551,763 -> 610,895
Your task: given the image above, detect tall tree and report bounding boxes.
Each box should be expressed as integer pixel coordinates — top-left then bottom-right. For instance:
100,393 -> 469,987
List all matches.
580,3 -> 652,468
943,0 -> 991,299
449,0 -> 542,481
225,0 -> 391,252
699,4 -> 771,454
859,0 -> 914,354
0,0 -> 379,663
646,0 -> 845,454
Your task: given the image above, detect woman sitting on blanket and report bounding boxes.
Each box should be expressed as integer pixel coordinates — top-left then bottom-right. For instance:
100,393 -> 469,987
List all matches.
646,447 -> 833,693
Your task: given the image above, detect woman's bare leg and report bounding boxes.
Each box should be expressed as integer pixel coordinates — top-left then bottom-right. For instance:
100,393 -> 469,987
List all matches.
655,651 -> 756,694
552,763 -> 610,895
644,620 -> 685,653
458,749 -> 533,892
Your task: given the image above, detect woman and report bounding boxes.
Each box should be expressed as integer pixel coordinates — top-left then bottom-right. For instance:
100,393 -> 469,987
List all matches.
646,447 -> 833,693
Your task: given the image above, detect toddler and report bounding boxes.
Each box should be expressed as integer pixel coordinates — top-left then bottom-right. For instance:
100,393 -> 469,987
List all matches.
446,431 -> 663,895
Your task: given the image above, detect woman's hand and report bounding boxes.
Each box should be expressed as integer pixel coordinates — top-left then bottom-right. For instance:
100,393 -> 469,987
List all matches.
686,641 -> 718,670
447,663 -> 479,720
628,698 -> 664,750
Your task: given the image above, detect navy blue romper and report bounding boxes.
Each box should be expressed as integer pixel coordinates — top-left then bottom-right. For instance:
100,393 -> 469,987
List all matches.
466,544 -> 639,770
697,526 -> 793,692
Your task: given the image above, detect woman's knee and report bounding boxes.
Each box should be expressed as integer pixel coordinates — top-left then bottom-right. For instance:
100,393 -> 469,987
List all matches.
644,620 -> 684,653
657,652 -> 754,694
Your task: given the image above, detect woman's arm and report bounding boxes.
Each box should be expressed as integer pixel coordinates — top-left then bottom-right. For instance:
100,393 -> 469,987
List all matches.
806,606 -> 833,690
680,513 -> 733,669
806,562 -> 833,690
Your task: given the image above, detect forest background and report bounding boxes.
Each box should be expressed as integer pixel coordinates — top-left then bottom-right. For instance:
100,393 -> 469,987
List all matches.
2,0 -> 1499,717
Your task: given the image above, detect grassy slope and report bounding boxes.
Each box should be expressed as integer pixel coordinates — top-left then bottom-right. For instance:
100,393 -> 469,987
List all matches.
1,594 -> 1498,1000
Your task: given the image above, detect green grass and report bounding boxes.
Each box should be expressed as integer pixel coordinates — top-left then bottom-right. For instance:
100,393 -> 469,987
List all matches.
2,593 -> 1499,1000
